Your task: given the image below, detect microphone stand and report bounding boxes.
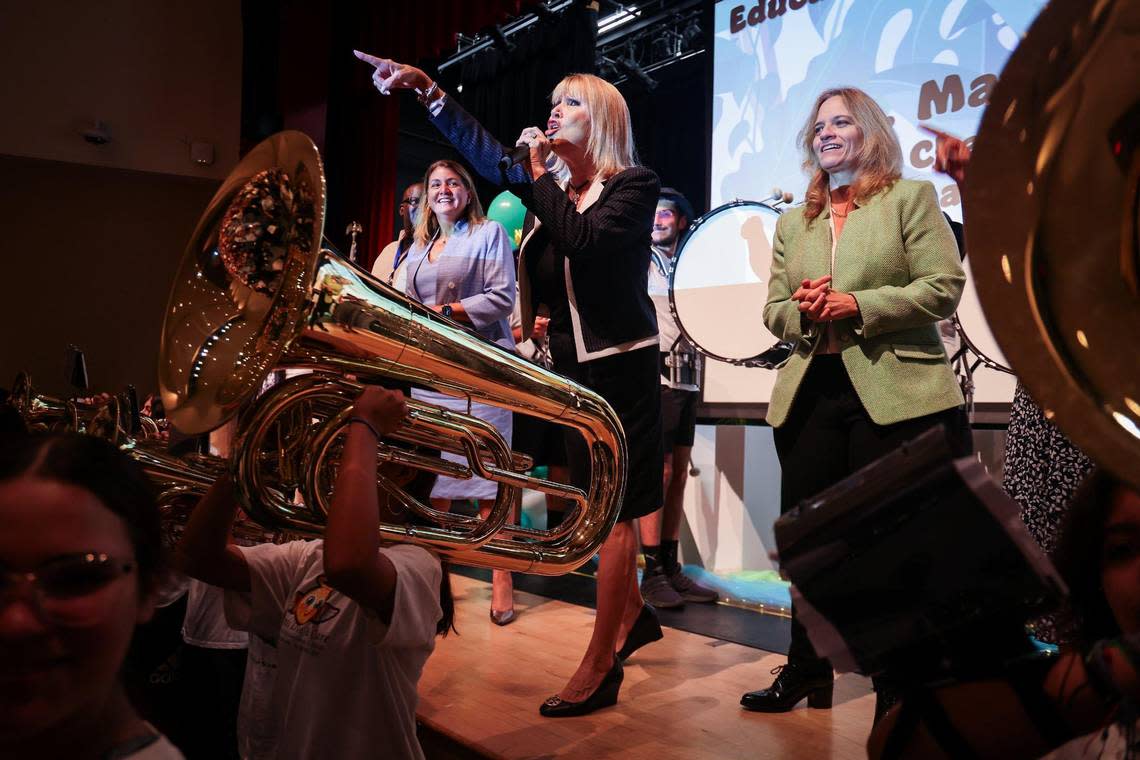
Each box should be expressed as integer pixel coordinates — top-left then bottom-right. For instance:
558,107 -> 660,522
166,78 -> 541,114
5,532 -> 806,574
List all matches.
346,221 -> 363,264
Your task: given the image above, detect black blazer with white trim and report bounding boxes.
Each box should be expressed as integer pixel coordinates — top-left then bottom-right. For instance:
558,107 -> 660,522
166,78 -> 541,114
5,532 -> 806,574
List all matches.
429,96 -> 660,362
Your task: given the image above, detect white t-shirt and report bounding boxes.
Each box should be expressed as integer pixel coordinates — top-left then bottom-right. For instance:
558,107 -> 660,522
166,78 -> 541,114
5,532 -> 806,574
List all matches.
224,540 -> 442,760
237,632 -> 278,760
182,580 -> 248,649
114,726 -> 184,759
373,232 -> 411,292
648,245 -> 682,358
1039,719 -> 1139,759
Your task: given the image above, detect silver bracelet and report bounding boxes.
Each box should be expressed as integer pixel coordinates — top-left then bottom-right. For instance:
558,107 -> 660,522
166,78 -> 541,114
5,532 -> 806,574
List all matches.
416,81 -> 440,105
348,416 -> 381,440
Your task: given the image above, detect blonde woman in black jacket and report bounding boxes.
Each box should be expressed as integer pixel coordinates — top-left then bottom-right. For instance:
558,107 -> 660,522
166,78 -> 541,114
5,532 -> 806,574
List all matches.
356,51 -> 665,718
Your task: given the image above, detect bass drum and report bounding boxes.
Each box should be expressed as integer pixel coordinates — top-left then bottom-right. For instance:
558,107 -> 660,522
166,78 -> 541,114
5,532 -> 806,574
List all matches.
668,201 -> 785,365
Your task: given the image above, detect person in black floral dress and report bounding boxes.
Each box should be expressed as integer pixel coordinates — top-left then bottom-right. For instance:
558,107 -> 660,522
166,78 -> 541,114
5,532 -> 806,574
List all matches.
1002,383 -> 1093,642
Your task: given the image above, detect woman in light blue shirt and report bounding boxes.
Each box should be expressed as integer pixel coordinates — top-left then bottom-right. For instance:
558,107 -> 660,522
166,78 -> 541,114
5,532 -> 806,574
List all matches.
403,159 -> 518,624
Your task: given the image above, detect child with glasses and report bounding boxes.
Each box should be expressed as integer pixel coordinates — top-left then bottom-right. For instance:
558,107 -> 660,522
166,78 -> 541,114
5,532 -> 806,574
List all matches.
0,433 -> 183,759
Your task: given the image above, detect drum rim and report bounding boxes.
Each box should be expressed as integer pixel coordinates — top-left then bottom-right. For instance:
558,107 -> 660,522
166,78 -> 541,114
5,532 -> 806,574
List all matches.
667,200 -> 783,365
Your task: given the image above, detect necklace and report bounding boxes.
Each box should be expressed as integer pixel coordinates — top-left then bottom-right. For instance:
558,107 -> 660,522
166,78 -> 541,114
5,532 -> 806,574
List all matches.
568,177 -> 592,205
427,228 -> 446,262
831,200 -> 853,219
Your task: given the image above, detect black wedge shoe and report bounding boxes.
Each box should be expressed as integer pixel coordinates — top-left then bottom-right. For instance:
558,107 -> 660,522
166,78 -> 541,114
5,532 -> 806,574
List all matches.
539,657 -> 624,718
616,604 -> 663,661
740,663 -> 834,712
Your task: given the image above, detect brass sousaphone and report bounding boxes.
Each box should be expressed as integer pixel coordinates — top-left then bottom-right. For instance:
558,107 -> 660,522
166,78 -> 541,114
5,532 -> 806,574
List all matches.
157,131 -> 627,573
965,0 -> 1140,489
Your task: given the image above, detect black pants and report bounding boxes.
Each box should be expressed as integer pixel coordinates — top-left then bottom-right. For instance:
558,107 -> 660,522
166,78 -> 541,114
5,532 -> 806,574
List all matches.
773,355 -> 972,670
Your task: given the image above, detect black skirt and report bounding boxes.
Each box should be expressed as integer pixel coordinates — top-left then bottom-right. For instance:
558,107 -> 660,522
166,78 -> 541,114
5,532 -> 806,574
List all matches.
552,339 -> 664,523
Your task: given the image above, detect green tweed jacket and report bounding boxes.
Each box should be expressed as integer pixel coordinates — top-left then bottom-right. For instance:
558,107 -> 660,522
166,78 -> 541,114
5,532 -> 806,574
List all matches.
764,179 -> 965,427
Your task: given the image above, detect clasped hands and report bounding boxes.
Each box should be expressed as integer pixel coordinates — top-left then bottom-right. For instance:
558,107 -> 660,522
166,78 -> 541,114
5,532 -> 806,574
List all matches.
793,275 -> 860,322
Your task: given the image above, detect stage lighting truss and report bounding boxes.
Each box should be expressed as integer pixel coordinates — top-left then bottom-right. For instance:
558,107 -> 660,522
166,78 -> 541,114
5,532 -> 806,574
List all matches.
438,0 -> 704,82
596,2 -> 704,88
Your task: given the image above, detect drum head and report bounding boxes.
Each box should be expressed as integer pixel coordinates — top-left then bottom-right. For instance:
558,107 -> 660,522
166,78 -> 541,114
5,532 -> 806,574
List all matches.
669,201 -> 782,363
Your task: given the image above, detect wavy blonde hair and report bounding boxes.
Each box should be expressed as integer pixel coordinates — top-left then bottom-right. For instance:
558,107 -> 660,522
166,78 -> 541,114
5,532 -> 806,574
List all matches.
414,160 -> 486,246
799,87 -> 902,222
548,74 -> 639,181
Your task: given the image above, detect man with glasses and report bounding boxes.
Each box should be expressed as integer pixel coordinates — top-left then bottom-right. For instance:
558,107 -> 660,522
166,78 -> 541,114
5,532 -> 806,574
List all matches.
372,181 -> 423,288
640,188 -> 719,609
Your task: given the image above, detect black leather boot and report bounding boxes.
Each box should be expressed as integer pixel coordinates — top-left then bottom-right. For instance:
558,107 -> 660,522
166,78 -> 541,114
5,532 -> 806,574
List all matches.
740,663 -> 834,712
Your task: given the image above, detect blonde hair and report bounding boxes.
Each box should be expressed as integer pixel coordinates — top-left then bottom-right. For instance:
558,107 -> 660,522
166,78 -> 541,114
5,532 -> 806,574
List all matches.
799,87 -> 902,222
548,74 -> 638,181
414,160 -> 486,246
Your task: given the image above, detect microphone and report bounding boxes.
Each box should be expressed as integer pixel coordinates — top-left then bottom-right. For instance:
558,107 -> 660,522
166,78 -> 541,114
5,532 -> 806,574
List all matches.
499,144 -> 531,171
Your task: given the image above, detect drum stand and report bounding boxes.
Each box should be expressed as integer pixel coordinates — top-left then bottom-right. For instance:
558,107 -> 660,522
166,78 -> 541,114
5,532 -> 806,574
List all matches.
950,315 -> 1015,420
740,340 -> 795,369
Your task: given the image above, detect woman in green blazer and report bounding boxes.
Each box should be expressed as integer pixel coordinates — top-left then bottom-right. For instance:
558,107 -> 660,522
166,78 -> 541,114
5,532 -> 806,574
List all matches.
740,87 -> 972,719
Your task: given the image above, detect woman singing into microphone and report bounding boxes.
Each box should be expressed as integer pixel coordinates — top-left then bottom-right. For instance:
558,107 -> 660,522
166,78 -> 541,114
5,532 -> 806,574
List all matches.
355,51 -> 663,717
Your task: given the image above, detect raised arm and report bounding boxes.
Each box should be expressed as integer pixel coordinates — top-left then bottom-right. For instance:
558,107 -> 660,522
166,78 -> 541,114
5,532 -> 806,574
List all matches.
354,51 -> 529,188
321,386 -> 410,623
173,473 -> 251,592
430,96 -> 532,188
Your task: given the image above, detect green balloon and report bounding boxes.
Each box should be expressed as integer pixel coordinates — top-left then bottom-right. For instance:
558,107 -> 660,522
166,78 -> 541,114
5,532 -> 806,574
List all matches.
486,190 -> 527,250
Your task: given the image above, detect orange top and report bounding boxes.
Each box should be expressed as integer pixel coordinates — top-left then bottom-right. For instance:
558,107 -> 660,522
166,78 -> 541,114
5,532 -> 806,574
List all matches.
830,185 -> 855,239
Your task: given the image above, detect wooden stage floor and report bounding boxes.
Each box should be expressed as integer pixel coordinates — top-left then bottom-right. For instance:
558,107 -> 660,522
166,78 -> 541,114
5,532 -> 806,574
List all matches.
417,575 -> 875,759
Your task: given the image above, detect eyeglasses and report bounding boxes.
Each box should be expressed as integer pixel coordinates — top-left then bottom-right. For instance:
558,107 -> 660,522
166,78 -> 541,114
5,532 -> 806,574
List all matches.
1,553 -> 135,626
399,196 -> 422,207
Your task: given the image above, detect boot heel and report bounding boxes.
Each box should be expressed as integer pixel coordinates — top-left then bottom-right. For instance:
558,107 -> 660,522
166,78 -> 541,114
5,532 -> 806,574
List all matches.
807,683 -> 833,709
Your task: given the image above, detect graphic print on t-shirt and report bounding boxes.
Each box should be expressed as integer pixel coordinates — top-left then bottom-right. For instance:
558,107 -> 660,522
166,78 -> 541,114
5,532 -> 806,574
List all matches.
290,575 -> 341,626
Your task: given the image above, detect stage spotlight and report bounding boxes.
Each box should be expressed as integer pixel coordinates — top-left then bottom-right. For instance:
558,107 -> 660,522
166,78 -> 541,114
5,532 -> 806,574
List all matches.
615,56 -> 656,91
533,2 -> 559,22
489,24 -> 516,55
651,33 -> 671,59
681,19 -> 701,46
596,56 -> 619,81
